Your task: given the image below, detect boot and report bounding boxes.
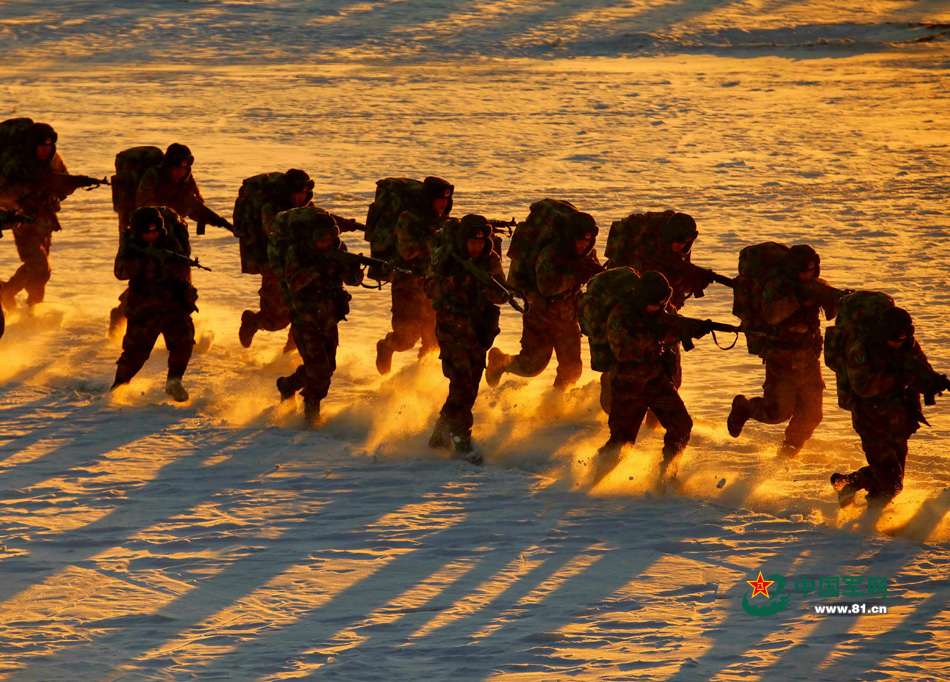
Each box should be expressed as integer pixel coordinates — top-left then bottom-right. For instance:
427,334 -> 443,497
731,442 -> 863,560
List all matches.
779,440 -> 802,458
428,417 -> 453,449
831,472 -> 858,508
303,399 -> 321,428
590,438 -> 624,484
164,377 -> 189,402
276,375 -> 298,401
0,282 -> 15,312
417,342 -> 439,359
239,310 -> 258,348
376,338 -> 394,375
485,347 -> 507,388
727,395 -> 751,438
282,329 -> 297,354
454,436 -> 483,465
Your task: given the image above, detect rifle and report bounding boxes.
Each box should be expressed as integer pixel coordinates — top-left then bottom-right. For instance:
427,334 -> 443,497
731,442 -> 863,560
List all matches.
195,204 -> 235,236
487,217 -> 517,236
130,244 -> 212,271
0,209 -> 41,230
802,279 -> 853,320
324,248 -> 412,285
685,262 -> 735,297
449,250 -> 528,313
677,316 -> 774,351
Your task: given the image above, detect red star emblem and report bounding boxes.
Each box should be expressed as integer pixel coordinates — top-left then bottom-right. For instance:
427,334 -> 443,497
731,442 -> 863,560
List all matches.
746,571 -> 775,599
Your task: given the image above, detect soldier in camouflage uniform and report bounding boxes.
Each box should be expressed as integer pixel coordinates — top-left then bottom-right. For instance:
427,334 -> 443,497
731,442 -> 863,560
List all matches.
593,271 -> 710,482
831,307 -> 948,506
111,207 -> 197,402
727,246 -> 840,456
0,123 -> 100,309
271,208 -> 363,427
375,177 -> 454,374
238,169 -> 364,351
425,215 -> 508,461
110,143 -> 230,334
486,212 -> 602,390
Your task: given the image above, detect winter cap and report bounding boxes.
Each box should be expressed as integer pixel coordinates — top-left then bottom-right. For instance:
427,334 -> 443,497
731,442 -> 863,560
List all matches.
460,214 -> 490,240
284,168 -> 315,193
880,306 -> 915,343
29,122 -> 57,147
311,212 -> 340,242
163,143 -> 194,168
568,212 -> 598,241
787,244 -> 820,274
129,207 -> 165,235
423,176 -> 454,199
638,270 -> 673,307
665,213 -> 698,244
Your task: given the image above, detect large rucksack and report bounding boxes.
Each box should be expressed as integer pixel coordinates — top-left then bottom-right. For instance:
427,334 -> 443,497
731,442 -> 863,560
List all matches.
604,210 -> 675,269
578,266 -> 641,372
506,199 -> 579,291
823,290 -> 895,409
233,172 -> 285,274
111,146 -> 164,229
731,242 -> 791,355
364,177 -> 426,258
0,117 -> 38,178
267,206 -> 331,279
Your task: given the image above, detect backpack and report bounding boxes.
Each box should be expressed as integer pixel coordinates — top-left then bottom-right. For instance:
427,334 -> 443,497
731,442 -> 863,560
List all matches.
0,117 -> 37,175
233,172 -> 285,274
364,177 -> 426,259
267,206 -> 331,280
111,146 -> 164,228
578,266 -> 641,372
506,199 -> 579,291
604,210 -> 675,269
731,242 -> 791,355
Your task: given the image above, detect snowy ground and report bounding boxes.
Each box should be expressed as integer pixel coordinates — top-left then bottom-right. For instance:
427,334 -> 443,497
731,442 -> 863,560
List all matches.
1,1 -> 949,680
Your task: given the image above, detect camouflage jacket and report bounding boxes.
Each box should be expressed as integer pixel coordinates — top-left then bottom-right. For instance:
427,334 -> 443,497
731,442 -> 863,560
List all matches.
607,302 -> 705,382
425,250 -> 506,349
115,231 -> 193,312
261,199 -> 361,242
280,243 -> 363,326
0,153 -> 77,229
631,249 -> 710,311
757,274 -> 831,361
395,210 -> 443,275
846,337 -> 941,412
136,167 -> 217,227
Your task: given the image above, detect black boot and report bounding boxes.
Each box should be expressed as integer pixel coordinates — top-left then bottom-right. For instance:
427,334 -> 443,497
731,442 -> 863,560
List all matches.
428,417 -> 452,449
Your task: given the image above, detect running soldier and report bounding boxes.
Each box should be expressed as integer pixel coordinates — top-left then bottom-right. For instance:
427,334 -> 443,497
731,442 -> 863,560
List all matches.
270,207 -> 363,427
485,212 -> 602,390
0,122 -> 102,309
593,271 -> 710,483
375,176 -> 454,374
830,305 -> 949,506
425,215 -> 508,462
728,245 -> 845,456
111,207 -> 198,401
237,169 -> 363,350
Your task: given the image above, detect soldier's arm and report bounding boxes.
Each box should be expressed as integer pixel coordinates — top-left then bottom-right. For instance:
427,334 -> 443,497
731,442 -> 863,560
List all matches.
330,213 -> 365,234
761,277 -> 803,326
846,341 -> 897,398
337,243 -> 365,287
480,254 -> 510,305
607,306 -> 655,363
114,248 -> 145,280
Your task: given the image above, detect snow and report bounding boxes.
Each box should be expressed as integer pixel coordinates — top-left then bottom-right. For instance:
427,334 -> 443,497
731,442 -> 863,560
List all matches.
1,1 -> 950,680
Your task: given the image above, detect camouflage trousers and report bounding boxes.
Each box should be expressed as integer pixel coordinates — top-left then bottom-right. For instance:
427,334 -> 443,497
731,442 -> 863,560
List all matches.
846,401 -> 918,499
748,355 -> 824,449
251,267 -> 291,332
500,298 -> 582,389
2,224 -> 52,307
282,319 -> 339,406
114,302 -> 195,385
608,371 -> 692,458
437,345 -> 488,440
380,273 -> 437,355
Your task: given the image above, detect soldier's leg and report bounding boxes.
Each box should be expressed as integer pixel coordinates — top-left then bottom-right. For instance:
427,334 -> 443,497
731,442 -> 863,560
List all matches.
113,314 -> 163,387
837,407 -> 907,502
162,311 -> 196,380
600,370 -> 612,414
487,307 -> 554,385
649,381 -> 693,461
438,347 -> 480,441
110,287 -> 130,336
255,269 -> 291,332
418,293 -> 439,356
596,373 -> 649,480
377,277 -> 426,373
298,323 -> 339,423
552,322 -> 584,390
6,226 -> 52,306
783,361 -> 825,454
277,321 -> 309,399
748,361 -> 797,424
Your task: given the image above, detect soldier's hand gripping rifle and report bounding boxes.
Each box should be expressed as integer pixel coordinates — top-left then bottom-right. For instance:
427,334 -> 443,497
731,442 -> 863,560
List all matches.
684,262 -> 735,298
194,203 -> 235,236
0,209 -> 43,234
448,250 -> 528,313
131,244 -> 213,271
677,316 -> 775,351
324,248 -> 413,288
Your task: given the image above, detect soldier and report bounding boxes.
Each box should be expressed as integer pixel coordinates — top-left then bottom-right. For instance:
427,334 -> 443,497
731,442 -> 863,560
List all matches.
111,207 -> 197,401
238,169 -> 363,350
593,271 -> 710,482
727,246 -> 843,456
375,176 -> 454,374
110,143 -> 231,334
485,212 -> 602,390
831,307 -> 949,506
425,215 -> 508,462
0,122 -> 101,309
271,208 -> 363,427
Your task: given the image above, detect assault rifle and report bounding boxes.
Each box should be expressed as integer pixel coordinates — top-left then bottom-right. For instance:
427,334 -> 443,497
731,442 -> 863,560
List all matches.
904,356 -> 950,407
0,209 -> 41,231
683,262 -> 735,298
677,316 -> 775,351
130,244 -> 212,271
194,203 -> 234,236
487,217 -> 517,236
802,279 -> 854,320
449,250 -> 528,313
324,248 -> 412,283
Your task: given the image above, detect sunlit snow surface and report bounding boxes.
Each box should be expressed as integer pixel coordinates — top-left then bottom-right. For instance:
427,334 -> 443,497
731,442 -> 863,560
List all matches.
1,2 -> 949,680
